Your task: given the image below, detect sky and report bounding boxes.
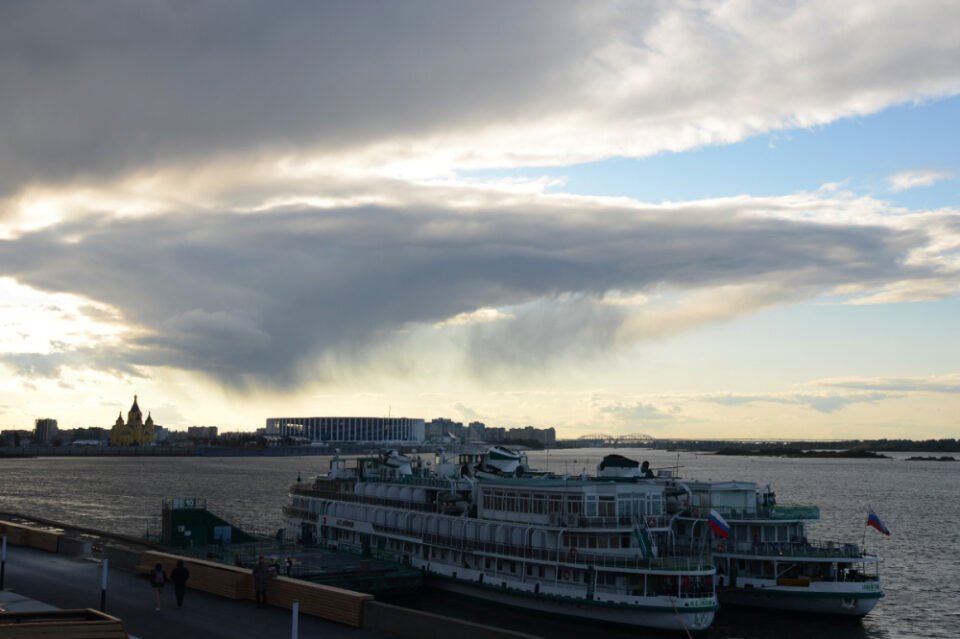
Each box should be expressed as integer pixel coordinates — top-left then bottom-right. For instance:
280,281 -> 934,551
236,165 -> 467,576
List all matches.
1,1 -> 959,440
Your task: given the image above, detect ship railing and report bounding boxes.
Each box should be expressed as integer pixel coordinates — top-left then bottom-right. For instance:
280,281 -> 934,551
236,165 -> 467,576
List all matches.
574,515 -> 637,528
162,497 -> 207,510
688,505 -> 819,521
378,525 -> 709,573
726,538 -> 866,558
281,505 -> 318,522
289,488 -> 440,513
359,475 -> 460,489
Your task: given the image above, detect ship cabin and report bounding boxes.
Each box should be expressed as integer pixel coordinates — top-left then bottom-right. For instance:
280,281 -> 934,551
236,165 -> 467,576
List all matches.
672,480 -> 821,556
476,476 -> 668,557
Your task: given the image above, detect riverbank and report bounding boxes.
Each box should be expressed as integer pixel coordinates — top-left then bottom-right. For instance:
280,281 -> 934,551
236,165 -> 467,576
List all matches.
713,448 -> 891,459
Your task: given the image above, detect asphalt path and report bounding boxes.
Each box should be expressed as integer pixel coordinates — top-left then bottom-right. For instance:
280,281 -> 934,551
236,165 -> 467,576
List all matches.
1,544 -> 389,639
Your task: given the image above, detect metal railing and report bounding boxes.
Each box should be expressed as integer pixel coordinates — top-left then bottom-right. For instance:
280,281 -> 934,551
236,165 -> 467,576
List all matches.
720,538 -> 868,559
688,505 -> 819,521
378,524 -> 710,573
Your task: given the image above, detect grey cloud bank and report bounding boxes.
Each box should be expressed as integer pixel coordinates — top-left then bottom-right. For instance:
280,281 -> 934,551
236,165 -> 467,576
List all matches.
2,1 -> 960,198
0,196 -> 939,388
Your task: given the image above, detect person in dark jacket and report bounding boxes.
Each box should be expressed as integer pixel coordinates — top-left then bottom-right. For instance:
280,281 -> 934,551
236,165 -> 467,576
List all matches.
252,555 -> 271,607
149,562 -> 167,611
170,559 -> 190,608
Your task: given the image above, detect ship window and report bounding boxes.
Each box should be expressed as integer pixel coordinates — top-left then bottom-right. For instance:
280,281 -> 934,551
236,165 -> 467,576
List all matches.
532,493 -> 546,514
504,492 -> 516,512
566,495 -> 582,515
518,492 -> 531,513
548,495 -> 562,513
598,496 -> 615,517
586,496 -> 597,517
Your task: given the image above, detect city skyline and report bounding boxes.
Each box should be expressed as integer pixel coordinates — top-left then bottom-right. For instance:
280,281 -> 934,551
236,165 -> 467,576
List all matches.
1,2 -> 958,439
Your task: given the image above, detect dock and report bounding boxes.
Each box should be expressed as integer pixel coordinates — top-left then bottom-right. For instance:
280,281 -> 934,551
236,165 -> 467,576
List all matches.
0,518 -> 541,639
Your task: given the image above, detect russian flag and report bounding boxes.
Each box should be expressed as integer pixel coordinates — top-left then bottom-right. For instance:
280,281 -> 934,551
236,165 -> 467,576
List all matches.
708,508 -> 730,538
867,508 -> 890,536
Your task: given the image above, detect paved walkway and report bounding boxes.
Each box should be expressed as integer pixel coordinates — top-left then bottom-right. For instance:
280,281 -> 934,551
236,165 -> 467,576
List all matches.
1,544 -> 389,639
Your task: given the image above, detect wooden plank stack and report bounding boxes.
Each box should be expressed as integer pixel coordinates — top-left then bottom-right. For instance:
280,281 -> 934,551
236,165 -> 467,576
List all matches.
264,576 -> 373,627
0,520 -> 63,553
0,609 -> 128,639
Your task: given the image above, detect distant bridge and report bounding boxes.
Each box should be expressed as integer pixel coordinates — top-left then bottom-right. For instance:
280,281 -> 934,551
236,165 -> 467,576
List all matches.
571,433 -> 656,446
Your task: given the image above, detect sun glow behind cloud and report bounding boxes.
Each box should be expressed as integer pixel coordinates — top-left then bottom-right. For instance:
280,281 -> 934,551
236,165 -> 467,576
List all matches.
1,1 -> 959,436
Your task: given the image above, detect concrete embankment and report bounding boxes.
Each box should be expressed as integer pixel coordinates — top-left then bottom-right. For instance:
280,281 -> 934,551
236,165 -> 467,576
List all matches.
0,517 -> 541,639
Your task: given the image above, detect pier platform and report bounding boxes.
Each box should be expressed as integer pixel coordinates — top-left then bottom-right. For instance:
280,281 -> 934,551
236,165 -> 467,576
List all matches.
0,544 -> 386,639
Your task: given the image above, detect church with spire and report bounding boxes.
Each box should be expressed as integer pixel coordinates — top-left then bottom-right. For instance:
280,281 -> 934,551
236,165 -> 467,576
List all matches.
109,395 -> 156,446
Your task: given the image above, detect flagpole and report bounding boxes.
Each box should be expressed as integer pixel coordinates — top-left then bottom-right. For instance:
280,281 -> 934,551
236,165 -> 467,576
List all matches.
861,506 -> 868,550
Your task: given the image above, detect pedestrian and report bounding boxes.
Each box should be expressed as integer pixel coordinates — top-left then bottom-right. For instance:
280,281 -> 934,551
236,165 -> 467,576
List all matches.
285,557 -> 293,576
170,559 -> 190,608
253,555 -> 271,607
149,562 -> 167,611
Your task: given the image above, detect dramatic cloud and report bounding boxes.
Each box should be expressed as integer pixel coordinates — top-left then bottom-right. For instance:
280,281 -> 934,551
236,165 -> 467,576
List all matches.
2,1 -> 960,201
0,184 -> 955,388
3,1 -> 960,435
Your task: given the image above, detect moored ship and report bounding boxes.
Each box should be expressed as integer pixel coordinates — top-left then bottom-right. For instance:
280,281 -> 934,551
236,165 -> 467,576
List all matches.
285,449 -> 718,632
596,456 -> 884,617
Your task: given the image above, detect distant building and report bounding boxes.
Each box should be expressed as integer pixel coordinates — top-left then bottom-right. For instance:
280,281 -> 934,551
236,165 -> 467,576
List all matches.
34,418 -> 58,444
187,426 -> 218,440
109,395 -> 156,446
265,416 -> 424,444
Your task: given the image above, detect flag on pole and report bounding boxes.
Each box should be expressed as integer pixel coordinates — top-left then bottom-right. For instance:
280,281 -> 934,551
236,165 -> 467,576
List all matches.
866,508 -> 890,535
708,508 -> 730,538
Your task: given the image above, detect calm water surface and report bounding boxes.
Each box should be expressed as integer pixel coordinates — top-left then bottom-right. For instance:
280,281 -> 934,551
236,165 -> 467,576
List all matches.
2,448 -> 957,638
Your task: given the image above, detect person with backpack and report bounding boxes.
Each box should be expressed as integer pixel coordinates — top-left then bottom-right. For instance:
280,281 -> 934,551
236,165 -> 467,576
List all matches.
170,559 -> 190,608
149,562 -> 167,611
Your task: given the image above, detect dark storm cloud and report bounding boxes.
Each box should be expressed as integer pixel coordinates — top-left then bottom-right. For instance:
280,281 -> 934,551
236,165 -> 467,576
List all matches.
0,1 -> 605,196
4,1 -> 960,202
0,199 -> 936,387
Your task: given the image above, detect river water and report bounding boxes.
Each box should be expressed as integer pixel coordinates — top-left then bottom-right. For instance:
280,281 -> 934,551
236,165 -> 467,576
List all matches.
1,448 -> 956,638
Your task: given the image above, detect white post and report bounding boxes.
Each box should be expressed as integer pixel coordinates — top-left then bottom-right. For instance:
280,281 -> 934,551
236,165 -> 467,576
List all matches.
1,535 -> 7,589
291,600 -> 299,639
100,558 -> 108,611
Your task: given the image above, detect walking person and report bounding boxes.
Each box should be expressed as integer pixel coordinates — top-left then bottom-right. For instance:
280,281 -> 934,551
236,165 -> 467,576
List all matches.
253,555 -> 271,607
149,562 -> 167,611
170,559 -> 190,608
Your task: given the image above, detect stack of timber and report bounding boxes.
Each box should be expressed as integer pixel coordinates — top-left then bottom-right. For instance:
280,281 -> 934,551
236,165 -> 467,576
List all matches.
0,520 -> 63,553
262,576 -> 373,627
0,609 -> 128,639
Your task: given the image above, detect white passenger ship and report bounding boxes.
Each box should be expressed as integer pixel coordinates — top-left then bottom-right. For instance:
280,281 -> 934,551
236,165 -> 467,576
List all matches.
284,448 -> 718,632
618,459 -> 885,617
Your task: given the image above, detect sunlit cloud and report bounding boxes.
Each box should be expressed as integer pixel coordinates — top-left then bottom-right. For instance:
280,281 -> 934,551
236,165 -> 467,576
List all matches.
887,169 -> 952,192
436,308 -> 516,328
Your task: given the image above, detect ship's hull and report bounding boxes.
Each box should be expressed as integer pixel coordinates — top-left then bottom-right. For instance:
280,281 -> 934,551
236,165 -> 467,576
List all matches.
718,583 -> 882,617
427,571 -> 717,632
